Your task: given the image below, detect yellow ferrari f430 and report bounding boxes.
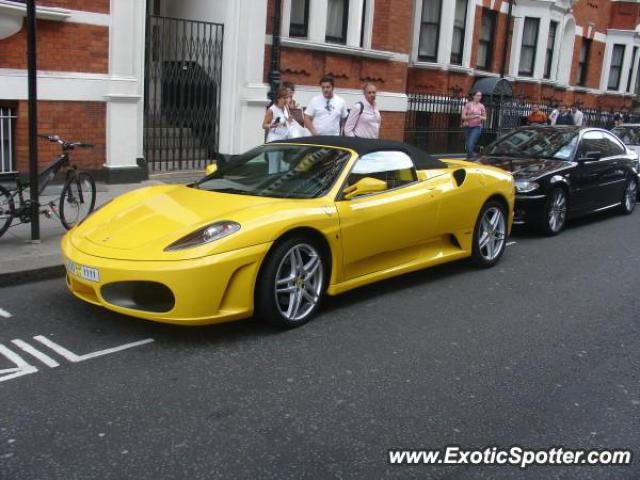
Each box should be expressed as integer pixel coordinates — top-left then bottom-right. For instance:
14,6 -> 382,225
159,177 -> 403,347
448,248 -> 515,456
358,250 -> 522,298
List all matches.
62,137 -> 514,328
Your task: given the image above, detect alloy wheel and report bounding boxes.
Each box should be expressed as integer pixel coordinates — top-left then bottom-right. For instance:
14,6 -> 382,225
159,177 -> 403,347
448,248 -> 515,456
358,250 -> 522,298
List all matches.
274,243 -> 324,322
548,190 -> 567,233
478,206 -> 506,262
624,179 -> 637,212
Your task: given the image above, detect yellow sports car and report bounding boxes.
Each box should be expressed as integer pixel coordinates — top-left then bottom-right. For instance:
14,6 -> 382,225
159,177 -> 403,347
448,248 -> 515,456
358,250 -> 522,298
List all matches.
62,137 -> 514,328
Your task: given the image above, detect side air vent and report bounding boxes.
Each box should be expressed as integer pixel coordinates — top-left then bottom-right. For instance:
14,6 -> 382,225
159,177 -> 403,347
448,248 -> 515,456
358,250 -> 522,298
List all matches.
453,169 -> 466,187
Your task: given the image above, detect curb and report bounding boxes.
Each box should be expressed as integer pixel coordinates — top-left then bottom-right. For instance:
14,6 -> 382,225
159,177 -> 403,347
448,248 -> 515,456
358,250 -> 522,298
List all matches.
0,265 -> 66,289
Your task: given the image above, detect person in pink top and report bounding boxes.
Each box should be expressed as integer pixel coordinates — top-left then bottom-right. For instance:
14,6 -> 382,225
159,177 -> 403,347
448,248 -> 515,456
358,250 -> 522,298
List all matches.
461,91 -> 487,159
343,83 -> 381,138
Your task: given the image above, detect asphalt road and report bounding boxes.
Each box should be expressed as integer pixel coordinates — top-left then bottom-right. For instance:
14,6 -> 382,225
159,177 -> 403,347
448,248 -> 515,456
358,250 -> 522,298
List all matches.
1,208 -> 639,480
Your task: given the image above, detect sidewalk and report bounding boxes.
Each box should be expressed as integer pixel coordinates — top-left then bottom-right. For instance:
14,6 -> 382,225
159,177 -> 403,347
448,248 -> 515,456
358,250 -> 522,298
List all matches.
0,171 -> 201,288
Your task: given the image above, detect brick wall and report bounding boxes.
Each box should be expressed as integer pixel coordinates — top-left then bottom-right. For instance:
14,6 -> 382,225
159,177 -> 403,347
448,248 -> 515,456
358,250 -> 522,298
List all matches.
609,1 -> 640,30
0,20 -> 108,73
378,112 -> 406,142
573,0 -> 612,35
370,0 -> 413,53
14,101 -> 106,173
38,0 -> 109,13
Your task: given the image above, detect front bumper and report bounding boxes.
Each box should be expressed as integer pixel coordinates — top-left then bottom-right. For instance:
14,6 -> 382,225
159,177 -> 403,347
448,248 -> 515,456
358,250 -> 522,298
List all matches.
513,194 -> 547,225
61,234 -> 271,325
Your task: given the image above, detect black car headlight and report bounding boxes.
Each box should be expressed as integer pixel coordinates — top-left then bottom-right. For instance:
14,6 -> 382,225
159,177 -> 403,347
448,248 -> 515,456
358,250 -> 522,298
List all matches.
515,180 -> 540,193
164,221 -> 241,251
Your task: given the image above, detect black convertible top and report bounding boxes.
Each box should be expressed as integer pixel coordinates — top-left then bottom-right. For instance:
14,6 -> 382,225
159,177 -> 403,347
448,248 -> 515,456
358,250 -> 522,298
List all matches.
270,136 -> 446,170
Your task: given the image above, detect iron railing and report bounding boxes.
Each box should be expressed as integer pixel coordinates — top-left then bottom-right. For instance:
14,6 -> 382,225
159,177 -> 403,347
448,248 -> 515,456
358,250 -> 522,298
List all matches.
144,15 -> 224,172
0,107 -> 16,175
405,93 -> 640,154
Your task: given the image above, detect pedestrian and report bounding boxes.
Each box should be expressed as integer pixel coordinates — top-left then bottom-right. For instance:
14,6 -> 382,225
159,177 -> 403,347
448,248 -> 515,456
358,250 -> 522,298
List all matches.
572,105 -> 584,127
282,81 -> 304,126
343,82 -> 381,138
555,105 -> 575,126
262,87 -> 292,142
527,105 -> 548,125
304,75 -> 348,136
461,91 -> 487,159
549,103 -> 560,125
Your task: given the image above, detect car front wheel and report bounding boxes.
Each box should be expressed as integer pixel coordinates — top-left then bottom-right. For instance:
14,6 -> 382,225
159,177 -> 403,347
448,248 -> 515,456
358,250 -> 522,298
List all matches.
471,200 -> 507,268
537,187 -> 567,236
255,237 -> 327,328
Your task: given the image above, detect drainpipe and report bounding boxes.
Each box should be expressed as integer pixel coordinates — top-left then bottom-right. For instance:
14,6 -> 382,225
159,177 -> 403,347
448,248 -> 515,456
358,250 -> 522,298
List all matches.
26,0 -> 40,243
267,0 -> 282,103
500,0 -> 514,78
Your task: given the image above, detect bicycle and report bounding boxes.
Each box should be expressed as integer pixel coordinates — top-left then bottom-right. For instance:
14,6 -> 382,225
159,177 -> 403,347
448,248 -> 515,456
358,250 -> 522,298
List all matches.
0,135 -> 97,238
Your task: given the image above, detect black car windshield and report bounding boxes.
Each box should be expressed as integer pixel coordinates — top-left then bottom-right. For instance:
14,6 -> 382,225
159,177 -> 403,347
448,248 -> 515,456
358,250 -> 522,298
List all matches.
194,144 -> 351,198
612,126 -> 640,146
485,129 -> 579,160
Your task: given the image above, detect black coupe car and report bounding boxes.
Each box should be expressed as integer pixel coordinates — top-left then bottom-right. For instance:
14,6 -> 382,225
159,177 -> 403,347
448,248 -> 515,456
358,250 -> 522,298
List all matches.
477,126 -> 639,235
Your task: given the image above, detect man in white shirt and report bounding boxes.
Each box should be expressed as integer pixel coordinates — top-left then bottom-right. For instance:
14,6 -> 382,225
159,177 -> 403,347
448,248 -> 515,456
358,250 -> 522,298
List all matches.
304,75 -> 348,136
573,105 -> 584,127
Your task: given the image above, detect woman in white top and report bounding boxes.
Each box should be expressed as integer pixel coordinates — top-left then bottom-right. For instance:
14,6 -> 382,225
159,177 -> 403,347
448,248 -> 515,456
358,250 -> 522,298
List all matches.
263,87 -> 292,143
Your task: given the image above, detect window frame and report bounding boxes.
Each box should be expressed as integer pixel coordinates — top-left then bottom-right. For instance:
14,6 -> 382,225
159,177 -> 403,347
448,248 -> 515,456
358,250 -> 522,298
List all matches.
476,8 -> 496,71
289,0 -> 310,38
325,0 -> 350,44
518,17 -> 540,77
450,0 -> 468,65
626,46 -> 638,93
544,21 -> 558,80
608,44 -> 626,91
417,0 -> 443,63
576,38 -> 591,86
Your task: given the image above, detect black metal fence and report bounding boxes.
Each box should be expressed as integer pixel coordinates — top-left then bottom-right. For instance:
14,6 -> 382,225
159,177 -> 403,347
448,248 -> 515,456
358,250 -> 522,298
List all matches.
144,15 -> 224,172
404,93 -> 640,155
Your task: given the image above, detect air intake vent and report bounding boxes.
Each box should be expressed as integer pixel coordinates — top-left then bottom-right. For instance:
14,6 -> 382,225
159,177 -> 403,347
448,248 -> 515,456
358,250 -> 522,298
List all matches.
453,169 -> 466,187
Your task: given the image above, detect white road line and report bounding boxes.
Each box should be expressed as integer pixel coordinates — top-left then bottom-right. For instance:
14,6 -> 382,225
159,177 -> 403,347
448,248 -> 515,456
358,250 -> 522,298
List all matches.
0,309 -> 12,318
507,241 -> 517,246
33,336 -> 154,362
11,339 -> 60,368
0,344 -> 38,383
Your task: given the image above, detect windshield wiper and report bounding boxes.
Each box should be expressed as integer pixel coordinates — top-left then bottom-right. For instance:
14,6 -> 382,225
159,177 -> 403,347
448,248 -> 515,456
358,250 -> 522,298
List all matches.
208,187 -> 253,195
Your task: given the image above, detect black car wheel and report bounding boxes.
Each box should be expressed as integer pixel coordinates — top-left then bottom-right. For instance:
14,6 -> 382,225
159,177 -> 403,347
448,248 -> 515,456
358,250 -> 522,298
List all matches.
536,188 -> 567,236
471,200 -> 507,268
620,177 -> 637,215
255,236 -> 327,328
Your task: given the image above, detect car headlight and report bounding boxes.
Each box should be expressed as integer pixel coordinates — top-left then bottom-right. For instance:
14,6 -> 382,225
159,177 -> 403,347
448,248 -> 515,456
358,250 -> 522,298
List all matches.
164,221 -> 241,251
515,180 -> 540,193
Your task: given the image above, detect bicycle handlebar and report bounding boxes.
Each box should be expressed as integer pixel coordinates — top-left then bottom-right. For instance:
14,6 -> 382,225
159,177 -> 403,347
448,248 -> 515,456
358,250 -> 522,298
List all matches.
38,134 -> 94,149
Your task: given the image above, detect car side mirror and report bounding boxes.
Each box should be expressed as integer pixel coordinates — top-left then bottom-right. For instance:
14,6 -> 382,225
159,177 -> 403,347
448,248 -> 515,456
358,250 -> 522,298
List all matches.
205,163 -> 218,176
342,177 -> 387,200
577,151 -> 601,162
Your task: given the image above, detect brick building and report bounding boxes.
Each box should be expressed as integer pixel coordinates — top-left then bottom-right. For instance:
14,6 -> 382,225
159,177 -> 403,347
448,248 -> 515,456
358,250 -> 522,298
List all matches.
0,0 -> 639,178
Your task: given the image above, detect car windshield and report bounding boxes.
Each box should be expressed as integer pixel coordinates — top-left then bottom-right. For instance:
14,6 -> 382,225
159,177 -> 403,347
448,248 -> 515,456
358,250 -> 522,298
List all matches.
193,144 -> 351,199
612,126 -> 640,146
485,129 -> 579,160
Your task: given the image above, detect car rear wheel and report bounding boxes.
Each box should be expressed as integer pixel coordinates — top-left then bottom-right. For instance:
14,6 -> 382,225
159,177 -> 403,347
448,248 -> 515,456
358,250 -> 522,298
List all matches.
471,200 -> 507,268
536,188 -> 567,236
620,177 -> 637,215
255,237 -> 326,328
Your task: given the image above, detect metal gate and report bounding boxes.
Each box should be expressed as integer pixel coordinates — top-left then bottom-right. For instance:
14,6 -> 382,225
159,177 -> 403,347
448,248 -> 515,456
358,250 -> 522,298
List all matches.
144,15 -> 223,171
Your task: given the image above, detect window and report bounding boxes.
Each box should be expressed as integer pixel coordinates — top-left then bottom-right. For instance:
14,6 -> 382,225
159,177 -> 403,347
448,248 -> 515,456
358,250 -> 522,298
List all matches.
418,0 -> 442,62
476,9 -> 496,71
326,0 -> 349,44
602,132 -> 626,156
450,0 -> 468,65
289,0 -> 309,38
608,44 -> 625,91
578,131 -> 609,160
519,18 -> 539,76
544,21 -> 558,79
626,47 -> 638,93
348,151 -> 417,192
576,39 -> 591,86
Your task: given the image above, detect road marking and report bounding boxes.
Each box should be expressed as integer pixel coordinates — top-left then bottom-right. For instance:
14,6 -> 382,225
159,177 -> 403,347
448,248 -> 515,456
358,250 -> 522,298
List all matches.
11,339 -> 60,368
0,344 -> 38,383
0,309 -> 12,318
33,336 -> 154,362
507,241 -> 517,246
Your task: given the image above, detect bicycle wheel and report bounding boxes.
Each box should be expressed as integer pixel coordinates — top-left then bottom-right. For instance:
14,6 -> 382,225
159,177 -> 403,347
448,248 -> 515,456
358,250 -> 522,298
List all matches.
59,171 -> 96,230
0,185 -> 15,238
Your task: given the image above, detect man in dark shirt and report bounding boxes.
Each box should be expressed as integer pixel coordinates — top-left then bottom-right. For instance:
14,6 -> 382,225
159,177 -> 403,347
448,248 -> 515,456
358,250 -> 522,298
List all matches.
555,105 -> 575,126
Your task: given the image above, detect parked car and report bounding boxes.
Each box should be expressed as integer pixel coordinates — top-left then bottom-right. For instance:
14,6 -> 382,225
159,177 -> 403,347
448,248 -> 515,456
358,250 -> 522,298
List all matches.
476,126 -> 639,236
62,137 -> 514,328
611,124 -> 640,159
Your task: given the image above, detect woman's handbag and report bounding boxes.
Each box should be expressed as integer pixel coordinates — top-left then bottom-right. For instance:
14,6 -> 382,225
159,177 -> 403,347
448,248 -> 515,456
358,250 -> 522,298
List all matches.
287,119 -> 311,139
